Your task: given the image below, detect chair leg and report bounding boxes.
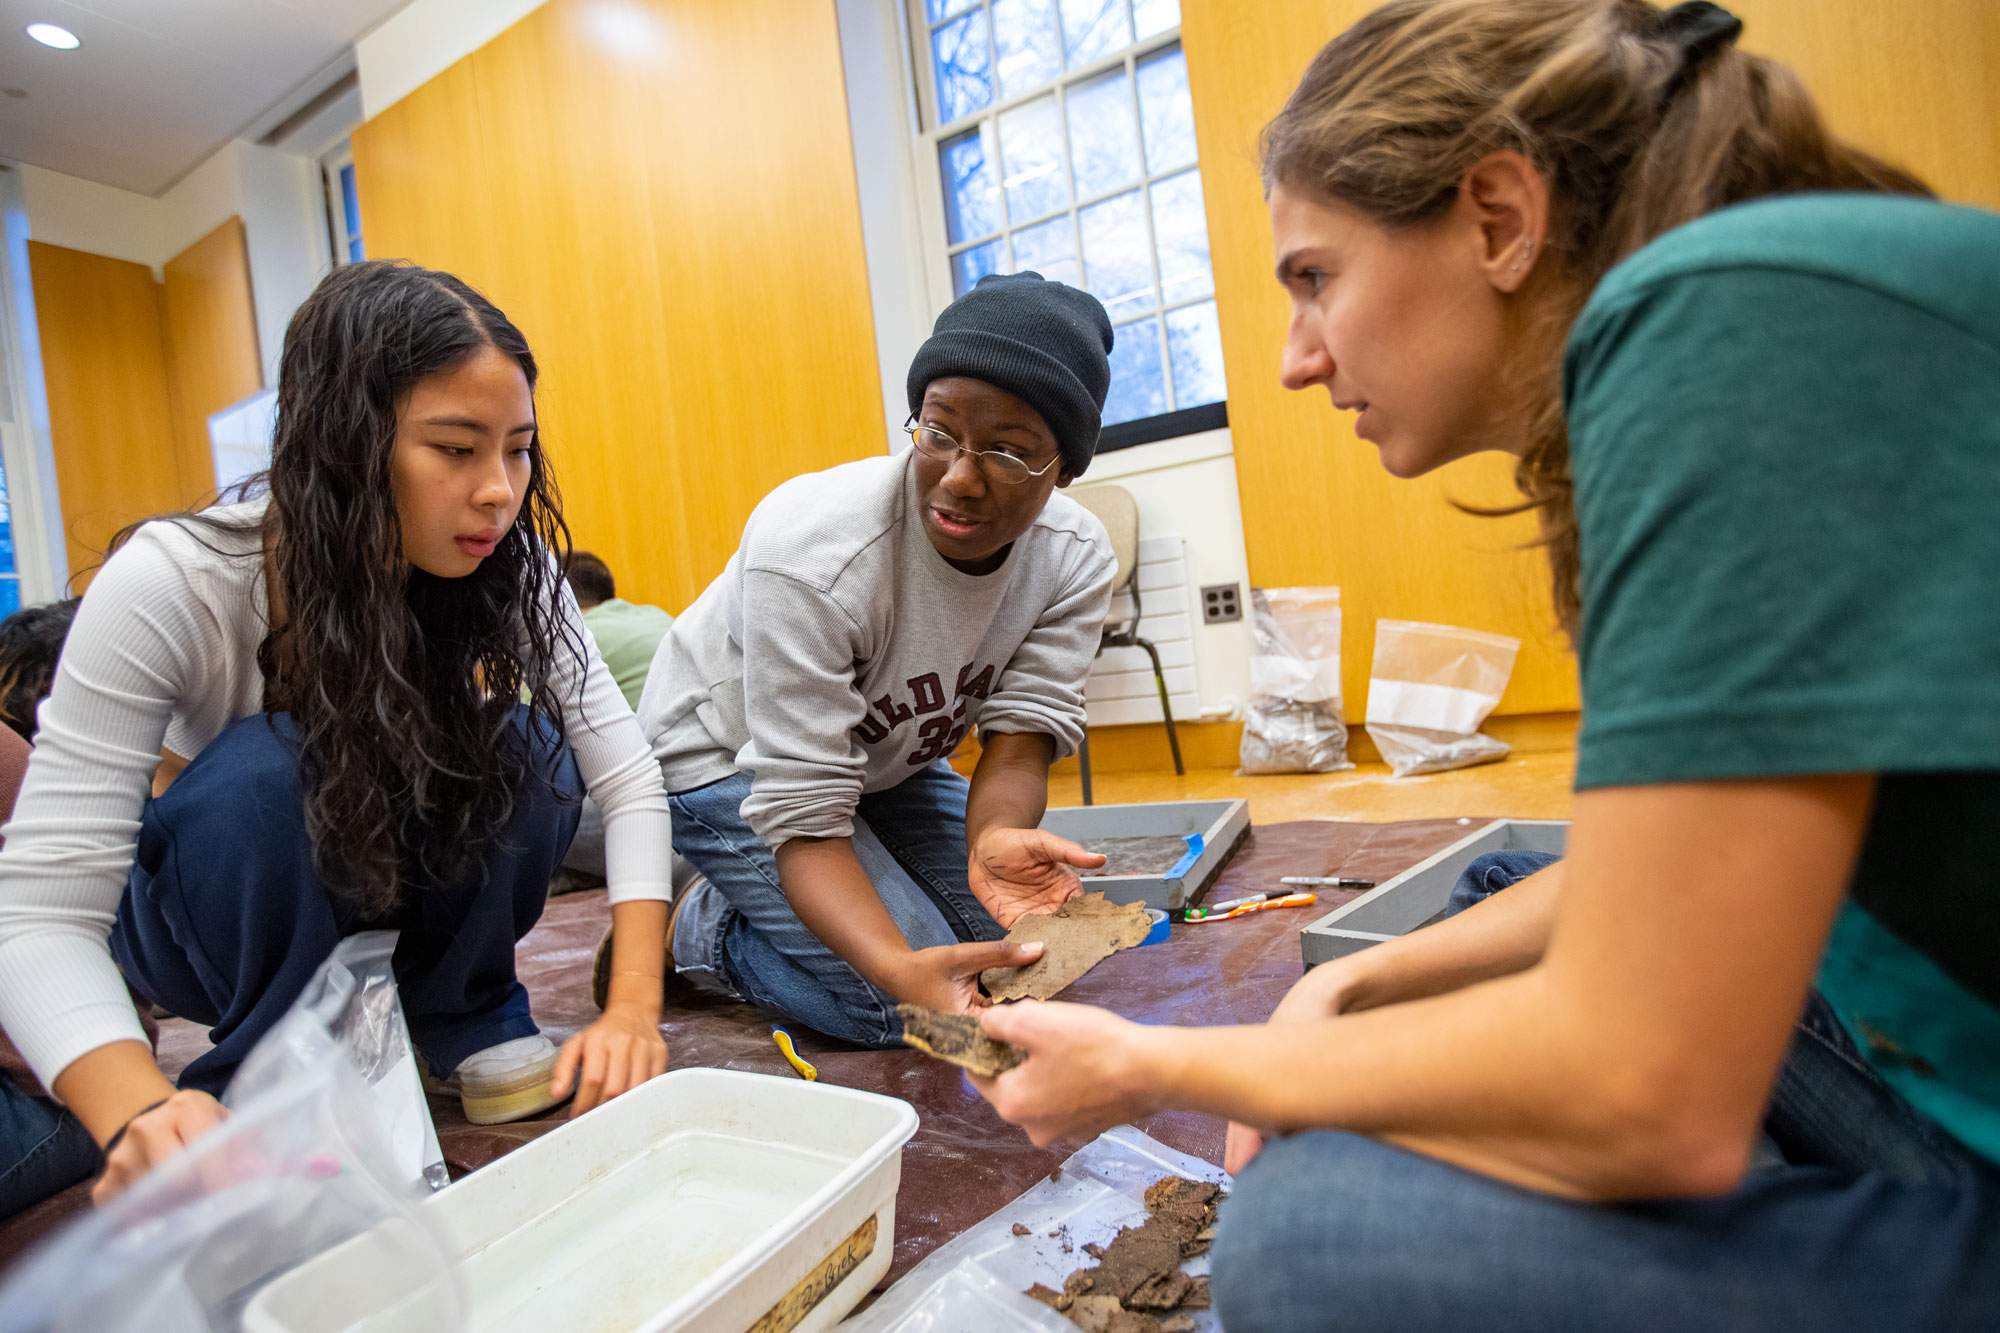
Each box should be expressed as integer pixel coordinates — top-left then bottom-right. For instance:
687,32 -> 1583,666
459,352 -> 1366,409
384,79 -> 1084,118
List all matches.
1078,728 -> 1094,806
1134,636 -> 1185,776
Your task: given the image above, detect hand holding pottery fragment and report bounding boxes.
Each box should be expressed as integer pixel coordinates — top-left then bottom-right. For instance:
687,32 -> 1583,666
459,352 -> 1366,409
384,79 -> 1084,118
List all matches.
891,938 -> 1045,1015
971,1000 -> 1167,1147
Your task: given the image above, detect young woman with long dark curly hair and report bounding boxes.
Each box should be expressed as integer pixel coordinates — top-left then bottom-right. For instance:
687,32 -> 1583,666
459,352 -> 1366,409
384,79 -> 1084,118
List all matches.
0,260 -> 674,1211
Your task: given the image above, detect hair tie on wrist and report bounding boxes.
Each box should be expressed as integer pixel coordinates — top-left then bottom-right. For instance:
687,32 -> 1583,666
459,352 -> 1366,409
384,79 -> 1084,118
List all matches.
1657,1 -> 1744,108
101,1096 -> 172,1157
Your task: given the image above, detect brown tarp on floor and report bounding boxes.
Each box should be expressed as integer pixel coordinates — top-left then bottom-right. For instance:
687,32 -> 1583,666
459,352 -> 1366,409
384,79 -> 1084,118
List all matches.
0,817 -> 1484,1289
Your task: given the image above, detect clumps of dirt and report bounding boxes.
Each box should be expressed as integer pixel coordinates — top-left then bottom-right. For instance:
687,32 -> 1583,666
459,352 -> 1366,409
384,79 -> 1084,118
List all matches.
981,892 -> 1153,1001
1013,1222 -> 1032,1236
896,1004 -> 1024,1077
1029,1175 -> 1223,1331
1063,1294 -> 1164,1332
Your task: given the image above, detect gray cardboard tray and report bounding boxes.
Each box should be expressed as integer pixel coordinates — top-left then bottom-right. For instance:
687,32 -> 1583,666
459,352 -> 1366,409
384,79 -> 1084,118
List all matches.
1038,798 -> 1251,913
1299,819 -> 1569,967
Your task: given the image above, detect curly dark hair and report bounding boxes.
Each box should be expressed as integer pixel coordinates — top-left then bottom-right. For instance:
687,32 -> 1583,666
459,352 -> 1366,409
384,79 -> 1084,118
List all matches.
0,597 -> 80,741
208,261 -> 579,918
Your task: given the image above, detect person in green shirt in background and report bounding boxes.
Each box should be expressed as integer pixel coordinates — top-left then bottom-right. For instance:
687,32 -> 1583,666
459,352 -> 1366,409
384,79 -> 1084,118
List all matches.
553,551 -> 681,896
564,551 -> 674,711
962,1 -> 2000,1329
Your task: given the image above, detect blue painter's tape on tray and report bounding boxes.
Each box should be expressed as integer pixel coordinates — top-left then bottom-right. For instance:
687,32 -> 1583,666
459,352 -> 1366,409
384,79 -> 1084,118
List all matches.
1164,833 -> 1204,882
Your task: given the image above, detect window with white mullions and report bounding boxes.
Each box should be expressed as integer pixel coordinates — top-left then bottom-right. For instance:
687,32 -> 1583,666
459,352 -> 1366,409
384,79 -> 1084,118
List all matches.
321,142 -> 363,266
910,0 -> 1226,445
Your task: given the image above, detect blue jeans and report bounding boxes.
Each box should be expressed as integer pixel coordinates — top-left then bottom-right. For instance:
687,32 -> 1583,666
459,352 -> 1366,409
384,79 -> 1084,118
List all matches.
112,710 -> 580,1093
1212,851 -> 2000,1331
0,1072 -> 100,1221
667,763 -> 1000,1048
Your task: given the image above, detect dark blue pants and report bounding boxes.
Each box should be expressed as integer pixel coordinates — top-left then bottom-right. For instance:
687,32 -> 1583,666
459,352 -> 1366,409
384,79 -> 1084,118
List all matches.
0,1073 -> 100,1220
111,711 -> 581,1095
1211,850 -> 2000,1331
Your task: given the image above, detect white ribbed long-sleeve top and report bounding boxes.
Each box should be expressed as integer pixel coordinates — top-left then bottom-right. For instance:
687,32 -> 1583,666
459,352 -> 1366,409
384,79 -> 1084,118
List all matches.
0,500 -> 673,1090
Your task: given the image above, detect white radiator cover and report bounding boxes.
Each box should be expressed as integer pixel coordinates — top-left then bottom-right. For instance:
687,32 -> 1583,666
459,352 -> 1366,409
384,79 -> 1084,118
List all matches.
1083,535 -> 1203,728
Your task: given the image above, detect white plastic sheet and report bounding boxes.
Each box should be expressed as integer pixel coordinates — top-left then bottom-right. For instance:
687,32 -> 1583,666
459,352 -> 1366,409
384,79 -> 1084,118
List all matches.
844,1127 -> 1228,1333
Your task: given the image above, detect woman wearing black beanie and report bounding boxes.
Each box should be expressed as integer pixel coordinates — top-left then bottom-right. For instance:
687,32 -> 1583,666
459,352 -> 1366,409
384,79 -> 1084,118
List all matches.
635,272 -> 1122,1046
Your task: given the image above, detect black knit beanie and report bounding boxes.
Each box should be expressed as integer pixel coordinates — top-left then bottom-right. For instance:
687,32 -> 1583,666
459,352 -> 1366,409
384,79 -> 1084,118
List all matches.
906,271 -> 1115,479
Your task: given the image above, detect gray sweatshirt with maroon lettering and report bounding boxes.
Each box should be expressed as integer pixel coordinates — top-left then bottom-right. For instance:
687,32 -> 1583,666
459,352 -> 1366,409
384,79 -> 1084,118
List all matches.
638,452 -> 1114,848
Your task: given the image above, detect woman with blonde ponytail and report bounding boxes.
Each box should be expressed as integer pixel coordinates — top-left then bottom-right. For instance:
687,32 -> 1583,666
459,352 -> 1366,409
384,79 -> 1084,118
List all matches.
966,2 -> 2000,1326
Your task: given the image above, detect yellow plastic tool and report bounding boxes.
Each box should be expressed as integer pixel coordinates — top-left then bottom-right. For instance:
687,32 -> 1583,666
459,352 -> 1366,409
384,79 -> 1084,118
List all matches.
772,1027 -> 818,1081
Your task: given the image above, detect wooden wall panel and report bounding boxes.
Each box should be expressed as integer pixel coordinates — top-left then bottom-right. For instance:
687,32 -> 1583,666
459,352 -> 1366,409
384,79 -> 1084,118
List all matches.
26,241 -> 185,585
161,216 -> 261,504
1180,0 -> 2000,719
352,0 -> 884,612
1733,0 -> 2000,211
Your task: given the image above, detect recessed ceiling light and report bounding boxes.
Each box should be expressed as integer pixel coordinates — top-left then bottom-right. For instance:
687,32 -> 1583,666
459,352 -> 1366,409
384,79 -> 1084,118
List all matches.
26,23 -> 80,50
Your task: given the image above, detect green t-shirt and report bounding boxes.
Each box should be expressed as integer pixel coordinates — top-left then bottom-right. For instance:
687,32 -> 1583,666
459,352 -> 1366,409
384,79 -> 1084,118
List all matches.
1563,193 -> 2000,1164
581,597 -> 675,710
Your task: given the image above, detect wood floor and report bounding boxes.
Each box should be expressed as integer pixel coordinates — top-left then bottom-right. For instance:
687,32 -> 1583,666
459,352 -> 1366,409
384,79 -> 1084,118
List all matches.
1047,749 -> 1576,825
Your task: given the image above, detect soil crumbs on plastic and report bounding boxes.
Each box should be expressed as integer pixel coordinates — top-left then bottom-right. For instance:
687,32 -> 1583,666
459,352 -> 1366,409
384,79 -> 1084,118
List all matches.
1024,1175 -> 1222,1331
895,1004 -> 1024,1077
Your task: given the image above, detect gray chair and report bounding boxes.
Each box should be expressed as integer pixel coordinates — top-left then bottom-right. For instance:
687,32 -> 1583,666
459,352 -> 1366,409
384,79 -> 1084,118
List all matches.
1069,484 -> 1184,805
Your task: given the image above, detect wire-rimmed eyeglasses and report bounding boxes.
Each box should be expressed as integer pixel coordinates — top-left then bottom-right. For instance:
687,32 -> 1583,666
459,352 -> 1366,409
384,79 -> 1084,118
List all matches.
902,417 -> 1060,486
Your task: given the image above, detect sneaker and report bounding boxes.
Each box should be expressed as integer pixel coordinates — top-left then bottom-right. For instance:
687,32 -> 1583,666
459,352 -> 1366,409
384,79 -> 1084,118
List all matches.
433,1035 -> 569,1125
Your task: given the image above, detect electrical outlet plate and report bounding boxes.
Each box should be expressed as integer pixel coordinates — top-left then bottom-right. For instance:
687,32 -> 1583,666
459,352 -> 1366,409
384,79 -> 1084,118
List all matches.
1200,583 -> 1241,624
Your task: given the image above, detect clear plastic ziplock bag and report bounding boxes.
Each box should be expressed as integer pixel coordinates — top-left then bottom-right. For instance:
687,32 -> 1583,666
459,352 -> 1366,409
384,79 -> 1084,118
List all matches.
1239,586 -> 1354,774
0,934 -> 463,1333
844,1126 -> 1229,1333
1364,619 -> 1521,777
230,931 -> 448,1194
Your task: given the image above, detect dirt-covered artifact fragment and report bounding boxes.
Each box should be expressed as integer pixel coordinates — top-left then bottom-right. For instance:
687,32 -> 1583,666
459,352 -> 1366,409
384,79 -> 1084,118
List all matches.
982,892 -> 1153,1001
1034,1174 -> 1226,1331
895,1004 -> 1024,1076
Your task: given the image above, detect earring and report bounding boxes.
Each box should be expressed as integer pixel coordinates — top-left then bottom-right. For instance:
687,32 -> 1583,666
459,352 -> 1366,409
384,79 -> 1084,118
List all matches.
1514,240 -> 1535,274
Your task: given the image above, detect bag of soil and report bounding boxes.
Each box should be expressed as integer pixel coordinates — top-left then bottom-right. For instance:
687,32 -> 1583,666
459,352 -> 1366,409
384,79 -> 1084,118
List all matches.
1363,619 -> 1520,777
0,934 -> 461,1333
1239,587 -> 1353,775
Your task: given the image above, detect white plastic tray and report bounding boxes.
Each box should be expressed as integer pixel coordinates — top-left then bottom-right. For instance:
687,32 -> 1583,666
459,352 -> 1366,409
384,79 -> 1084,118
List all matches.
246,1068 -> 919,1333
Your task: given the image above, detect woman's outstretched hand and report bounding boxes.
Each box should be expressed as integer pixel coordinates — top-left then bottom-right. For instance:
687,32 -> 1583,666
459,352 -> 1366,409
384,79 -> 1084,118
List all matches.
968,828 -> 1106,929
969,1000 -> 1166,1146
554,1005 -> 669,1117
92,1089 -> 228,1207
